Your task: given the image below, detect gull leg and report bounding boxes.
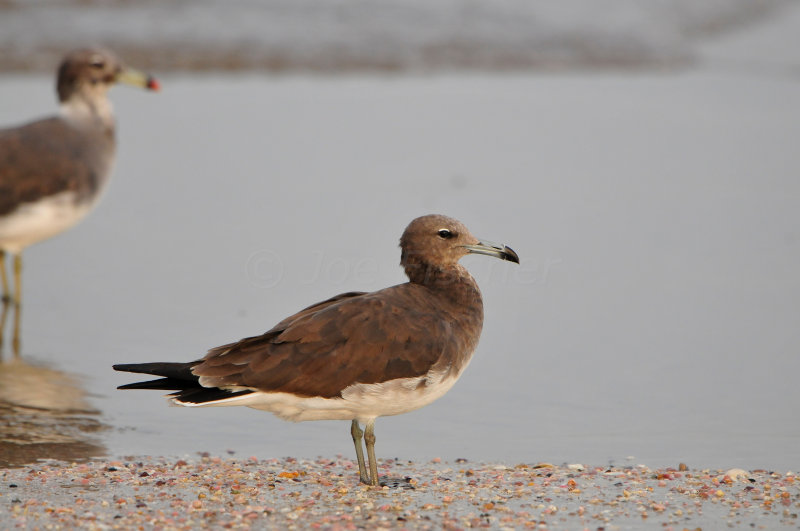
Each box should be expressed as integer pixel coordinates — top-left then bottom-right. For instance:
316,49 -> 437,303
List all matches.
364,419 -> 379,486
0,250 -> 7,353
0,250 -> 9,303
12,253 -> 21,357
350,420 -> 370,484
0,300 -> 7,359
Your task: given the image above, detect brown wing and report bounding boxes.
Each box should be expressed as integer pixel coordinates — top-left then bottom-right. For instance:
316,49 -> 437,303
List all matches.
0,117 -> 112,216
192,284 -> 460,398
270,291 -> 368,330
201,291 -> 368,362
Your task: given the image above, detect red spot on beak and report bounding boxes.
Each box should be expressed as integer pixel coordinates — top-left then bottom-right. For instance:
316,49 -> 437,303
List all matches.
147,77 -> 161,91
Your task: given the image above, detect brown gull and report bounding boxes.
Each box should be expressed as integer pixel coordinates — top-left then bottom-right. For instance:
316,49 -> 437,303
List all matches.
114,214 -> 519,485
0,48 -> 159,356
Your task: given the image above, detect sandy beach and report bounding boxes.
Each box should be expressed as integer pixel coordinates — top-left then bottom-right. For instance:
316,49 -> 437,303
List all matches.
3,456 -> 798,529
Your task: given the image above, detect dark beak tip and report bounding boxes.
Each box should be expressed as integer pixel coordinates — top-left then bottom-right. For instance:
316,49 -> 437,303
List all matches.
505,247 -> 520,264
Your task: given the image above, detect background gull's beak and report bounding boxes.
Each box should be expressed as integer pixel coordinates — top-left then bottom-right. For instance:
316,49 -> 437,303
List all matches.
117,67 -> 160,91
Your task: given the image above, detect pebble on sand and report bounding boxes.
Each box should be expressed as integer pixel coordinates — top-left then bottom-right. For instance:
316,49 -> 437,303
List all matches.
1,456 -> 799,529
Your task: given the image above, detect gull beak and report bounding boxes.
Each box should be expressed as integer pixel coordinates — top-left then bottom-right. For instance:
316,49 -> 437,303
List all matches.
117,67 -> 160,91
463,240 -> 520,264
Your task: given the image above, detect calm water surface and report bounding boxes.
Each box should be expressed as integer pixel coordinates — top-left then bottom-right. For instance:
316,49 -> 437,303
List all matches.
0,62 -> 798,470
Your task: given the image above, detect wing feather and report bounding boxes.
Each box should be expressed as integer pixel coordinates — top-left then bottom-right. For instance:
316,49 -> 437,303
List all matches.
192,284 -> 461,398
0,117 -> 112,215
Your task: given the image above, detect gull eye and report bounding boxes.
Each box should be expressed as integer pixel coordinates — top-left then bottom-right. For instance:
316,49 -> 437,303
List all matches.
89,55 -> 106,69
437,228 -> 454,239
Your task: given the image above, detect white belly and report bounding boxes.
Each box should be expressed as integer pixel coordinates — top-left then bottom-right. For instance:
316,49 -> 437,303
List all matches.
0,191 -> 95,254
178,367 -> 464,423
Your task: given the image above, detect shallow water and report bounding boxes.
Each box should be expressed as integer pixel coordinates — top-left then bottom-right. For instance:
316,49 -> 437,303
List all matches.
1,26 -> 799,471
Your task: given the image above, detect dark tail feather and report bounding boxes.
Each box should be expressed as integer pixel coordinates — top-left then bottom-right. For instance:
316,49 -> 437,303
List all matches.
117,378 -> 195,390
113,361 -> 200,390
113,360 -> 255,404
170,387 -> 254,404
113,361 -> 198,379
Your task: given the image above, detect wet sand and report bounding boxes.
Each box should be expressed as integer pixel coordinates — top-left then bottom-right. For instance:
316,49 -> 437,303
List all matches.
2,456 -> 798,529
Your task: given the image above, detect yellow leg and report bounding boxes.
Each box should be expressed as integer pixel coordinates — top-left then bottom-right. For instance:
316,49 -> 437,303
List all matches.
351,420 -> 371,484
364,419 -> 379,486
0,250 -> 8,355
0,250 -> 9,303
0,297 -> 7,358
12,253 -> 21,357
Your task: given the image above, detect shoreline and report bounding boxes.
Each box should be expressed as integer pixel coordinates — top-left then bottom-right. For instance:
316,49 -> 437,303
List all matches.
0,1 -> 790,74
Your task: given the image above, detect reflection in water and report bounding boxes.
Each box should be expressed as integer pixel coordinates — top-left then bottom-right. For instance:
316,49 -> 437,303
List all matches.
0,358 -> 107,468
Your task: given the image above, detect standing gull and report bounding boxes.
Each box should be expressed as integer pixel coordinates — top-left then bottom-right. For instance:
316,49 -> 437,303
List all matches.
114,214 -> 519,486
0,48 -> 159,356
